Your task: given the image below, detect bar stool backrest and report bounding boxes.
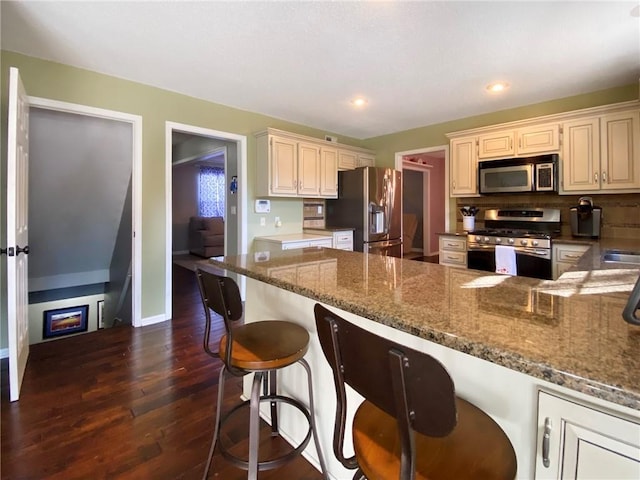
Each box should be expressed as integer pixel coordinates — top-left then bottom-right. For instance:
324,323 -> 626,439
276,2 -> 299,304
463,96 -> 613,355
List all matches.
314,304 -> 458,474
196,268 -> 244,364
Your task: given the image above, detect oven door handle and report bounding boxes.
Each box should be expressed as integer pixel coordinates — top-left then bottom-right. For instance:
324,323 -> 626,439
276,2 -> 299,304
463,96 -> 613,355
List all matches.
467,244 -> 495,251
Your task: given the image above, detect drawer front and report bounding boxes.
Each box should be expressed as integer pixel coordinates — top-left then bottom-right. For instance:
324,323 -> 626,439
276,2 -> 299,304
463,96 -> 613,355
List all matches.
282,241 -> 311,250
440,250 -> 467,266
440,237 -> 467,252
308,238 -> 333,248
555,244 -> 589,263
335,233 -> 353,243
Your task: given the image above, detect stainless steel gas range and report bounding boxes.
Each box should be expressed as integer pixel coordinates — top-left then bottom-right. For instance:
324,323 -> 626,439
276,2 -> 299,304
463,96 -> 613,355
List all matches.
466,208 -> 561,280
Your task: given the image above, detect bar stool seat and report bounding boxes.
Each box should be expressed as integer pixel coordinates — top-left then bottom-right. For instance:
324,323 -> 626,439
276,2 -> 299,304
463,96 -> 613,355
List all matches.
196,268 -> 327,480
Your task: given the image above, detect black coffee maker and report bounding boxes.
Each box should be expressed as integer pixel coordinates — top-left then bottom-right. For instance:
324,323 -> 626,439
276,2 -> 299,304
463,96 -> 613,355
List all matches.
569,197 -> 602,238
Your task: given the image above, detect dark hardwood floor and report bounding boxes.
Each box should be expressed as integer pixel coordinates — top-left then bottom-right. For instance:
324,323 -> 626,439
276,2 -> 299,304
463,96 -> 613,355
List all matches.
1,265 -> 324,480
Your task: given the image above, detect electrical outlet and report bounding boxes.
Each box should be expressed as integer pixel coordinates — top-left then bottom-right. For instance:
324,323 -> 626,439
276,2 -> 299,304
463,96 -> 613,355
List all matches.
275,216 -> 282,227
260,217 -> 266,227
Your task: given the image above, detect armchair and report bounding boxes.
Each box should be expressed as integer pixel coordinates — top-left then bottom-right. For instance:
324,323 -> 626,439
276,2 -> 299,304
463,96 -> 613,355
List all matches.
189,216 -> 224,258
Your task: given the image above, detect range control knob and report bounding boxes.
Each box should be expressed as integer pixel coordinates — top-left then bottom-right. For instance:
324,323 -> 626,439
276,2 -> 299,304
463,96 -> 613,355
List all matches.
532,240 -> 539,247
520,239 -> 528,246
508,238 -> 515,245
484,237 -> 490,243
495,237 -> 502,243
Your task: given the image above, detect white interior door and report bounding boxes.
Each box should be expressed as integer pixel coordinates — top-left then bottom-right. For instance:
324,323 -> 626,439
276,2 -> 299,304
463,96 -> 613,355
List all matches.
6,67 -> 30,402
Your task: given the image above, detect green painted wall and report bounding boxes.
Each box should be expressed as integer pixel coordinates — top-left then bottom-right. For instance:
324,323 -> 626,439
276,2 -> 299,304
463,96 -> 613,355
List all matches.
1,49 -> 637,348
364,84 -> 639,166
0,50 -> 364,339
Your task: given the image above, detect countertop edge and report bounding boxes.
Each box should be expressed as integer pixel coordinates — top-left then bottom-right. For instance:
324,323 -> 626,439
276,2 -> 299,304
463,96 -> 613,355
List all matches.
210,256 -> 640,410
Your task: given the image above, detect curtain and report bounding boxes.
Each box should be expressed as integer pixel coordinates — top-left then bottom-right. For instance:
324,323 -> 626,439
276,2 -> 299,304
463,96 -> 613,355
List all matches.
198,166 -> 225,217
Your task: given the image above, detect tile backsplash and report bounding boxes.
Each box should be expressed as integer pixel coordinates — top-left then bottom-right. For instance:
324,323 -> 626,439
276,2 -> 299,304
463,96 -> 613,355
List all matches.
455,193 -> 640,239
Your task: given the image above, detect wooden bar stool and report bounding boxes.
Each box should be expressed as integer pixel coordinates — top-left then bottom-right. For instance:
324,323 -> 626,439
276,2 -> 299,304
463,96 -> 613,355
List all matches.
196,268 -> 327,480
314,304 -> 517,480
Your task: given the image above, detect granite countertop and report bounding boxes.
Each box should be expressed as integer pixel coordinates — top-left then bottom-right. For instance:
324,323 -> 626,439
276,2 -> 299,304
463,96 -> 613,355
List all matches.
210,241 -> 640,409
303,227 -> 356,232
254,233 -> 333,242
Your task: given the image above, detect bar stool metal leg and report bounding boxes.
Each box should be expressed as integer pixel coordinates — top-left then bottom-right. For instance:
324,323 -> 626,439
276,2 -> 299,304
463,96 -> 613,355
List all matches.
248,372 -> 264,480
202,365 -> 227,480
299,358 -> 329,480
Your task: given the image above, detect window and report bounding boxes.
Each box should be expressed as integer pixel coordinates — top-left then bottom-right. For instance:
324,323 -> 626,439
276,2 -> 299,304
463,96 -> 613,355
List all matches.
198,166 -> 225,217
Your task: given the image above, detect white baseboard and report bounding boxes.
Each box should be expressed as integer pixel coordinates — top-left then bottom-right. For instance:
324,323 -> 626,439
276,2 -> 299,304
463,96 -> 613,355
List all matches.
135,314 -> 168,327
0,348 -> 8,359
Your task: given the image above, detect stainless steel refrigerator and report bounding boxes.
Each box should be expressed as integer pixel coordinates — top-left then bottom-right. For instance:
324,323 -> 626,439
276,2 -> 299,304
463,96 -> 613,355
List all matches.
326,167 -> 402,257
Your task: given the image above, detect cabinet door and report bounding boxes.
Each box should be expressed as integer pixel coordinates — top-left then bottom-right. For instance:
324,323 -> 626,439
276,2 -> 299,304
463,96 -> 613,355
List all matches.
535,391 -> 640,480
600,110 -> 640,191
517,124 -> 560,155
270,136 -> 298,195
561,117 -> 600,192
358,153 -> 375,167
297,141 -> 321,196
338,149 -> 358,170
450,136 -> 478,196
478,130 -> 515,159
320,147 -> 338,197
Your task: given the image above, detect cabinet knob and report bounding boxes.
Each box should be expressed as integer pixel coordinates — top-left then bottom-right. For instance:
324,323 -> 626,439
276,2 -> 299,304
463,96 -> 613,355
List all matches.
602,171 -> 607,183
594,172 -> 598,183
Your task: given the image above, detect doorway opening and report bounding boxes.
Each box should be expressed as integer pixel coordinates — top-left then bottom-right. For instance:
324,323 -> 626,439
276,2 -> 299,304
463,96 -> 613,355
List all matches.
27,97 -> 142,336
395,146 -> 448,262
164,123 -> 247,320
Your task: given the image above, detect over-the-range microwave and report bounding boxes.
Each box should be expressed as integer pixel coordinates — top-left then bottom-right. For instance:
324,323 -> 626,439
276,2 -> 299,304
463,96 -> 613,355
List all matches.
478,154 -> 558,194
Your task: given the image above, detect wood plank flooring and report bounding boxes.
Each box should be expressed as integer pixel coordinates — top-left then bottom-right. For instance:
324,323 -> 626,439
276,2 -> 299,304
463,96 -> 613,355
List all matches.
1,265 -> 324,480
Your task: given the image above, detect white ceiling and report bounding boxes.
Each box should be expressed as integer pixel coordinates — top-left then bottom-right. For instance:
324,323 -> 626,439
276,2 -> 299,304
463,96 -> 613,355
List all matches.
2,1 -> 639,139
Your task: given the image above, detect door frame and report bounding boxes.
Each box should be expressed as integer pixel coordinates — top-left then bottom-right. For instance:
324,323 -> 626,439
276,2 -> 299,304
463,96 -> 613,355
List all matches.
395,145 -> 451,235
28,96 -> 143,326
164,122 -> 247,319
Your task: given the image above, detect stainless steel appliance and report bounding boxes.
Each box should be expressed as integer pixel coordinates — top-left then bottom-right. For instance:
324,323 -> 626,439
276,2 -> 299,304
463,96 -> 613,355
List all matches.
478,154 -> 558,194
569,196 -> 602,238
466,208 -> 561,280
325,167 -> 402,257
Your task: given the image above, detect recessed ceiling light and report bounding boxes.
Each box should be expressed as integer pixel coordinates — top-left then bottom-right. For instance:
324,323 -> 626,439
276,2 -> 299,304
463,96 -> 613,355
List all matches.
350,97 -> 368,107
486,82 -> 509,93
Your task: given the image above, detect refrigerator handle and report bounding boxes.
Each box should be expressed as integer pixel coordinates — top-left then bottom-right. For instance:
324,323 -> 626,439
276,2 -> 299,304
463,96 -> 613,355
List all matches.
385,174 -> 393,234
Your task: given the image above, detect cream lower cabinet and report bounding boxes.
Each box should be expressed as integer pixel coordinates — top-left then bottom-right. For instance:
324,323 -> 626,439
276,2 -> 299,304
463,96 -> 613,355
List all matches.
439,234 -> 467,268
562,109 -> 640,193
535,391 -> 640,480
552,243 -> 590,279
450,136 -> 478,196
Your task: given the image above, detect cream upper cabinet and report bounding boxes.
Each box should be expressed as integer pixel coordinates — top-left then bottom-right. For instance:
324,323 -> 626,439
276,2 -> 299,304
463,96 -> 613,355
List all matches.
562,110 -> 640,193
478,131 -> 515,159
561,117 -> 600,192
478,123 -> 560,159
450,136 -> 478,196
256,129 -> 374,198
518,123 -> 560,155
319,146 -> 338,197
600,110 -> 640,191
269,135 -> 298,195
338,149 -> 358,170
535,391 -> 640,480
297,141 -> 321,196
357,153 -> 375,167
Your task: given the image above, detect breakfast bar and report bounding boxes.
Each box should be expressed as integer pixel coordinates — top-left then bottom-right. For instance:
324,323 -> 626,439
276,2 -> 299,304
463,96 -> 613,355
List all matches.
209,245 -> 640,480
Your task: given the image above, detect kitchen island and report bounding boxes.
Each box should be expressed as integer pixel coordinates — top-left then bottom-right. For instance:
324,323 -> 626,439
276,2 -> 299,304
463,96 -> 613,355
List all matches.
209,245 -> 640,479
